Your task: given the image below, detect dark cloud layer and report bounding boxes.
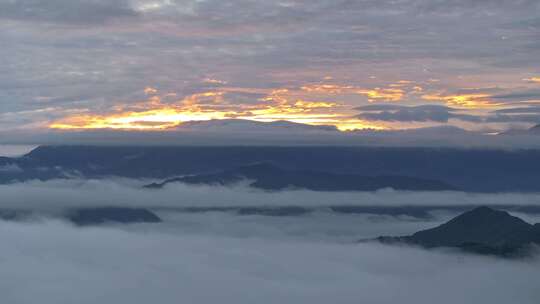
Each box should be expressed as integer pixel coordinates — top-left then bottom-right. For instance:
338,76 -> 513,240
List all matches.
356,105 -> 482,123
354,104 -> 540,126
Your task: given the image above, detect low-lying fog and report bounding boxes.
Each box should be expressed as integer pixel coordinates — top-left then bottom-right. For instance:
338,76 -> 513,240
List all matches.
0,144 -> 37,157
4,178 -> 540,210
1,179 -> 539,303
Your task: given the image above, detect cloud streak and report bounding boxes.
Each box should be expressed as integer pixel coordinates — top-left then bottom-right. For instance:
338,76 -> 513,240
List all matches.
356,105 -> 482,123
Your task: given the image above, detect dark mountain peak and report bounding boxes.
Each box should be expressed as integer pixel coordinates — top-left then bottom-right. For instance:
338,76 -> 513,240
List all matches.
411,206 -> 533,247
468,206 -> 496,214
451,206 -> 513,221
442,206 -> 529,230
376,207 -> 539,257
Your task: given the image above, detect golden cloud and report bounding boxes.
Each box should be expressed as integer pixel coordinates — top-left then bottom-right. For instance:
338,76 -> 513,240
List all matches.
300,84 -> 354,94
50,87 -> 381,131
524,77 -> 540,84
421,93 -> 495,108
357,88 -> 405,102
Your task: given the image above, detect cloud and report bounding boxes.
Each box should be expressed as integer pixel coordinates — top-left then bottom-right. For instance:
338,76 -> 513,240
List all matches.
494,107 -> 540,114
0,144 -> 37,157
1,0 -> 540,133
357,87 -> 405,102
524,77 -> 540,84
5,125 -> 540,148
486,114 -> 540,123
3,178 -> 540,211
485,106 -> 540,124
492,89 -> 540,102
354,103 -> 540,125
0,208 -> 538,303
1,174 -> 540,303
0,178 -> 538,303
421,92 -> 495,108
0,0 -> 138,24
356,105 -> 482,123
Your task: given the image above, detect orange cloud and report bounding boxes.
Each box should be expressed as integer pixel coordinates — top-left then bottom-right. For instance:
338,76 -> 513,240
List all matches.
300,84 -> 354,94
49,108 -> 233,130
389,80 -> 413,88
49,87 -> 381,131
421,92 -> 495,108
357,88 -> 405,102
293,100 -> 337,109
524,77 -> 540,84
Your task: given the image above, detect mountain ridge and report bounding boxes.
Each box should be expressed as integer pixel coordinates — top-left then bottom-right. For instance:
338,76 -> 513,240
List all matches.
375,206 -> 540,257
173,119 -> 339,133
3,145 -> 540,192
144,162 -> 456,192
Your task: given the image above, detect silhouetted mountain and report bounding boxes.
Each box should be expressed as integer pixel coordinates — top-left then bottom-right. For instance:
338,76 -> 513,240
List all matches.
376,207 -> 540,257
4,145 -> 540,192
144,163 -> 455,191
175,119 -> 339,133
66,207 -> 162,226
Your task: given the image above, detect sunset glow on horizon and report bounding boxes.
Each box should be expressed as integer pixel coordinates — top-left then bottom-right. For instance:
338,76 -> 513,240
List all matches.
46,81 -> 518,132
47,74 -> 528,133
48,104 -> 383,132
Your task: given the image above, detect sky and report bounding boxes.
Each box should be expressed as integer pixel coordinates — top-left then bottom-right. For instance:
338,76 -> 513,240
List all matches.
1,0 -> 540,135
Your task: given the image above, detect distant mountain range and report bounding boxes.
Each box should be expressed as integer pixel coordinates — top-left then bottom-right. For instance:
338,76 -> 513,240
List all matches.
174,119 -> 339,133
4,145 -> 540,192
375,206 -> 540,257
145,163 -> 455,191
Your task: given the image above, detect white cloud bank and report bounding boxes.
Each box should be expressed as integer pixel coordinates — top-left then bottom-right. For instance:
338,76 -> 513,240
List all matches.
0,219 -> 538,304
3,179 -> 540,210
0,179 -> 538,303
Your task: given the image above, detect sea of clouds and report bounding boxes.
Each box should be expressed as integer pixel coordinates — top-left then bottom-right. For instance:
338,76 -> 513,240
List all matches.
0,219 -> 539,304
0,179 -> 539,303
